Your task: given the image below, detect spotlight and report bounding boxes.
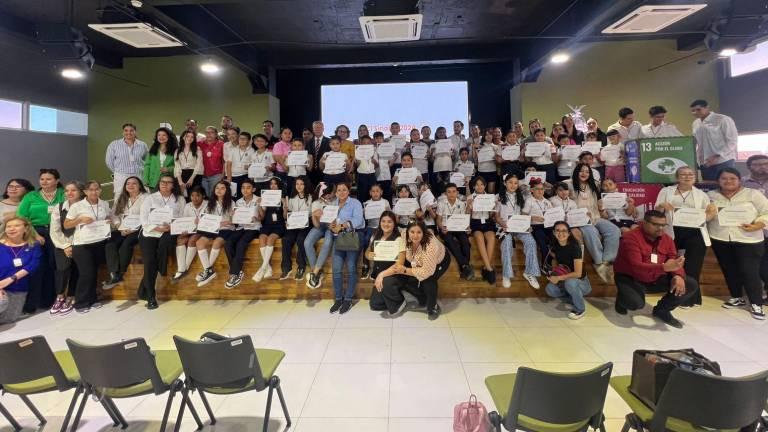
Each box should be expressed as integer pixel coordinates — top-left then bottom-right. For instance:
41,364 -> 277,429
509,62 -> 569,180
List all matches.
718,48 -> 738,57
61,67 -> 85,79
550,52 -> 570,64
200,60 -> 220,74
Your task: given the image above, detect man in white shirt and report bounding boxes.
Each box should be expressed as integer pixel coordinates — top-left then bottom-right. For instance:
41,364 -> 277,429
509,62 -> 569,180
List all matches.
607,107 -> 642,143
640,106 -> 683,138
690,99 -> 739,181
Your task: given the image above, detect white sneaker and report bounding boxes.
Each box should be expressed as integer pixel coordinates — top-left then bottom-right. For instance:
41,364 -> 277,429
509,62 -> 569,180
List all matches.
568,310 -> 586,320
523,273 -> 540,289
750,304 -> 766,320
195,271 -> 205,282
252,266 -> 266,282
264,265 -> 273,279
197,268 -> 216,287
595,263 -> 612,284
502,277 -> 511,288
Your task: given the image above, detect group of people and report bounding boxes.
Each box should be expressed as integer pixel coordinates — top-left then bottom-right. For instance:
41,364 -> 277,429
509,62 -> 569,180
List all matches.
0,98 -> 765,328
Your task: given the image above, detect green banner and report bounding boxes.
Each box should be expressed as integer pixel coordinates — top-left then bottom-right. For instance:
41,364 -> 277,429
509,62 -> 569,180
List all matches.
637,136 -> 696,184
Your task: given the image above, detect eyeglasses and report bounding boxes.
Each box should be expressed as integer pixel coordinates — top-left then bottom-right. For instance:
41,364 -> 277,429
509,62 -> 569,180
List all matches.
159,181 -> 174,185
6,184 -> 22,189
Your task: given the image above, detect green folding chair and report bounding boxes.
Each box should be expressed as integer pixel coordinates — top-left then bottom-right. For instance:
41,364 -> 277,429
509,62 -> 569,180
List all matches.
0,336 -> 82,432
485,363 -> 613,431
173,332 -> 290,432
65,337 -> 202,432
611,369 -> 768,432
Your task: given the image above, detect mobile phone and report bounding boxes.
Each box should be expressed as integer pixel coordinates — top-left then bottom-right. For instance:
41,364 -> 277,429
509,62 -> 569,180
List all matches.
677,249 -> 686,258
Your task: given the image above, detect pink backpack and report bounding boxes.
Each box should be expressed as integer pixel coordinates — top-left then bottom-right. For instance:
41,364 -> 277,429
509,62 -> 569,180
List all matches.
453,394 -> 491,432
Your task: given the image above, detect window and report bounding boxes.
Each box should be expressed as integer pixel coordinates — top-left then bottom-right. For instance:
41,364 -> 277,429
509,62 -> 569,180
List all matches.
0,98 -> 23,129
738,132 -> 768,160
29,104 -> 88,135
730,39 -> 768,77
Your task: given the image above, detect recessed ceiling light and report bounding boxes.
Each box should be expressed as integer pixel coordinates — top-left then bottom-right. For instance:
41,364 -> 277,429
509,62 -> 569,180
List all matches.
550,52 -> 570,64
61,68 -> 85,79
200,60 -> 220,74
719,48 -> 738,57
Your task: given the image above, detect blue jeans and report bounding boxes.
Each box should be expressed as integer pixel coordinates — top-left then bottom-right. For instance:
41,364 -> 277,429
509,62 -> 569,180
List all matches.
359,227 -> 374,264
700,159 -> 735,181
545,278 -> 592,313
201,174 -> 223,198
332,235 -> 362,300
304,226 -> 335,271
579,219 -> 620,265
500,233 -> 541,279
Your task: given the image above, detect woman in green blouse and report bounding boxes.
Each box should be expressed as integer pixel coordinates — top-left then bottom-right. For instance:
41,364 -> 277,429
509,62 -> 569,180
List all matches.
16,168 -> 65,312
143,127 -> 177,191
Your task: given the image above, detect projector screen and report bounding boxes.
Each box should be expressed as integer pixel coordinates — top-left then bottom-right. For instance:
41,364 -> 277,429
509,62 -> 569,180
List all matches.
321,81 -> 469,137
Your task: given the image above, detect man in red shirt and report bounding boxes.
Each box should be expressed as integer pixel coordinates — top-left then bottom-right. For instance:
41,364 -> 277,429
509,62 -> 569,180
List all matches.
613,210 -> 699,328
198,126 -> 225,197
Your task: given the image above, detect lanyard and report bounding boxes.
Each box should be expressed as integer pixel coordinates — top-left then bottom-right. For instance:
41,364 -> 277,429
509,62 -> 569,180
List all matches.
41,190 -> 56,205
88,201 -> 100,219
676,187 -> 692,206
560,198 -> 572,212
254,151 -> 268,163
181,150 -> 194,167
533,198 -> 548,214
160,194 -> 172,208
445,199 -> 462,216
238,147 -> 250,162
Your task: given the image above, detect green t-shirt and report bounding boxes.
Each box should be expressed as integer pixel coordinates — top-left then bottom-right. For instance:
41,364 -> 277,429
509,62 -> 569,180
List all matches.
17,188 -> 65,226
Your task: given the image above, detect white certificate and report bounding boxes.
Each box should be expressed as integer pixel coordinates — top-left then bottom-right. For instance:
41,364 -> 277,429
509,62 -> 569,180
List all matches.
324,153 -> 346,171
389,135 -> 406,150
472,194 -> 496,212
411,145 -> 428,159
149,207 -> 173,225
435,139 -> 452,154
78,220 -> 111,244
458,163 -> 475,178
566,208 -> 590,227
364,200 -> 386,220
477,147 -> 495,163
581,141 -> 603,155
600,146 -> 620,163
543,207 -> 566,228
118,215 -> 141,231
673,208 -> 706,228
232,207 -> 256,225
446,214 -> 470,232
229,182 -> 238,197
170,217 -> 196,235
393,198 -> 418,216
396,167 -> 419,184
450,172 -> 465,186
524,142 -> 547,157
373,240 -> 400,262
248,164 -> 267,179
260,190 -> 282,207
524,171 -> 547,185
506,215 -> 531,233
287,211 -> 309,229
377,142 -> 395,158
420,189 -> 436,210
320,205 -> 339,223
718,203 -> 758,227
286,150 -> 308,166
197,214 -> 222,233
601,193 -> 627,210
355,145 -> 374,161
560,145 -> 582,160
502,146 -> 520,161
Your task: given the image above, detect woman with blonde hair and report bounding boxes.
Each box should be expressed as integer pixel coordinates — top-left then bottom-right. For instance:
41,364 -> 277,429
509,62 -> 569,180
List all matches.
0,216 -> 42,324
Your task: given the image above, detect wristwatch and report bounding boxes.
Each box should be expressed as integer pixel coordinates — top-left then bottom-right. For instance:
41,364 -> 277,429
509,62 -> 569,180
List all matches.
10,275 -> 18,282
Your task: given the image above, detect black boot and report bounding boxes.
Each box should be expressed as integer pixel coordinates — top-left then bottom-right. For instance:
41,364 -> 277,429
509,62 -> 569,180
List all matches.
146,297 -> 159,310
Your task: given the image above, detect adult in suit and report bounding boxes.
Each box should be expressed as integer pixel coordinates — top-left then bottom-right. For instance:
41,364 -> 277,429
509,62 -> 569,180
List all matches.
308,120 -> 331,187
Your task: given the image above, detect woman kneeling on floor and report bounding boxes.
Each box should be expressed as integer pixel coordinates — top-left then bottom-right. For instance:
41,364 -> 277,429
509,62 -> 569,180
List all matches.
544,220 -> 592,320
368,211 -> 407,317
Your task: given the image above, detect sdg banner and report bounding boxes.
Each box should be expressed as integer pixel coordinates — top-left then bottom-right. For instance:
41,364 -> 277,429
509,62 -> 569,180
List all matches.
616,183 -> 663,221
627,136 -> 696,184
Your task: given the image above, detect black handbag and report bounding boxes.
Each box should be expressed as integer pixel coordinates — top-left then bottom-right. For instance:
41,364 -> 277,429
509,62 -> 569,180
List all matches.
335,231 -> 360,251
59,202 -> 75,237
629,348 -> 721,409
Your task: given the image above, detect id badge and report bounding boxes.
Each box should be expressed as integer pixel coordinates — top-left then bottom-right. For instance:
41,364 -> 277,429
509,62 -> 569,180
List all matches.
207,152 -> 212,157
272,213 -> 278,222
48,205 -> 55,214
480,218 -> 486,224
13,258 -> 22,268
650,253 -> 658,264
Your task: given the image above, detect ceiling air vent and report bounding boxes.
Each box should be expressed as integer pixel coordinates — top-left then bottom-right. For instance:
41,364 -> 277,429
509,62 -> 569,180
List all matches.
602,5 -> 707,34
359,14 -> 422,43
87,23 -> 184,48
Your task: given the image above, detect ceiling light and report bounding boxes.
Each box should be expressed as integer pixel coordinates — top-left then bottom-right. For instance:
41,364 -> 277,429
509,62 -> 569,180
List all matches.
61,68 -> 85,79
719,48 -> 738,57
550,52 -> 570,64
200,60 -> 220,74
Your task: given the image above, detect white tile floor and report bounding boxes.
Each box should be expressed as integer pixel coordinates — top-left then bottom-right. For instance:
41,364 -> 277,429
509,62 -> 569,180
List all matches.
1,295 -> 767,432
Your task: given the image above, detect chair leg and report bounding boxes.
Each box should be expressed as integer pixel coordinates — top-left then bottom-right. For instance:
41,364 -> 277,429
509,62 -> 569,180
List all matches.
0,400 -> 22,432
183,388 -> 203,430
60,385 -> 83,432
198,390 -> 216,425
262,384 -> 275,432
99,398 -> 119,427
159,383 -> 179,432
105,398 -> 128,429
173,391 -> 186,432
70,386 -> 91,432
19,394 -> 47,426
488,411 -> 502,432
620,420 -> 631,432
273,377 -> 291,428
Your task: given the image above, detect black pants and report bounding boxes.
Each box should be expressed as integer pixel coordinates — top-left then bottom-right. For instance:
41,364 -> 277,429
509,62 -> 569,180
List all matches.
323,173 -> 347,187
356,173 -> 377,204
72,241 -> 106,309
281,228 -> 309,274
761,238 -> 768,291
105,231 -> 140,275
224,229 -> 258,275
231,174 -> 248,199
614,273 -> 699,314
536,163 -> 558,185
374,251 -> 451,313
440,231 -> 470,269
24,226 -> 56,312
711,239 -> 765,306
531,224 -> 552,265
377,181 -> 392,202
138,233 -> 175,301
673,226 -> 707,306
54,248 -> 78,297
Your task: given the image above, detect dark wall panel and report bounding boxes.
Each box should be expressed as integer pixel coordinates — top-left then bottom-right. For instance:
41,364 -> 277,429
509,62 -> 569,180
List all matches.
718,67 -> 768,134
0,129 -> 87,185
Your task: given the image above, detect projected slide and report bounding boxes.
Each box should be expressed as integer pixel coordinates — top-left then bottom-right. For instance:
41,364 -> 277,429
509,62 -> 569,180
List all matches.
321,82 -> 469,137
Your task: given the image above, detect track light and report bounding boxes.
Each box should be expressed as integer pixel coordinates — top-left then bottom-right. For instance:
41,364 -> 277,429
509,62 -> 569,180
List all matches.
61,67 -> 85,80
718,48 -> 738,57
200,60 -> 220,74
550,52 -> 570,64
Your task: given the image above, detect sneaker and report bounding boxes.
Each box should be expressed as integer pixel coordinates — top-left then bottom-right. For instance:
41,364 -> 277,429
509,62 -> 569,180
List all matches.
59,301 -> 74,316
329,299 -> 343,314
264,266 -> 273,279
678,305 -> 692,310
502,277 -> 511,289
279,270 -> 294,281
339,300 -> 353,314
361,265 -> 370,280
722,298 -> 747,309
750,304 -> 766,321
653,307 -> 683,328
91,301 -> 103,309
568,310 -> 586,320
197,268 -> 217,287
386,299 -> 409,318
486,269 -> 496,285
523,273 -> 540,289
225,273 -> 241,289
594,263 -> 612,284
252,266 -> 266,283
312,272 -> 323,289
427,304 -> 442,321
295,268 -> 305,280
102,273 -> 122,290
75,307 -> 90,314
195,270 -> 206,282
172,271 -> 186,283
50,299 -> 64,315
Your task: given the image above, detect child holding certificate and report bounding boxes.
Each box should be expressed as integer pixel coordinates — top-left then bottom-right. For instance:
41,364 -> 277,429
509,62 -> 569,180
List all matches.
467,176 -> 497,284
392,152 -> 424,199
473,128 -> 499,193
354,135 -> 379,204
600,178 -> 637,233
319,135 -> 350,186
373,131 -> 395,202
525,128 -> 558,185
195,180 -> 235,287
287,137 -> 312,195
172,186 -> 206,282
393,185 -> 417,230
224,180 -> 261,289
453,147 -> 475,184
361,183 -> 391,279
304,182 -> 336,289
104,176 -> 147,289
249,134 -> 275,194
497,175 -> 541,289
600,129 -> 625,183
253,177 -> 286,282
280,175 -> 313,281
436,182 -> 473,281
522,178 -> 554,266
408,129 -> 429,182
367,211 -> 408,317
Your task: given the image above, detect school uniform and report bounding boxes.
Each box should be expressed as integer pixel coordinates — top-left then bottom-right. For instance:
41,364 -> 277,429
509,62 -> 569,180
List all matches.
281,195 -> 313,275
475,142 -> 499,186
199,201 -> 235,240
409,141 -> 430,181
249,150 -> 274,194
528,141 -> 558,184
392,167 -> 423,199
498,143 -> 524,178
259,195 -> 286,237
49,201 -> 78,299
361,199 -> 391,261
138,192 -> 186,303
522,196 -> 554,263
105,193 -> 147,277
497,194 -> 541,280
287,150 -> 309,195
374,147 -> 393,201
174,148 -> 204,195
321,150 -> 349,186
602,143 -> 626,183
356,149 -> 378,204
225,196 -> 261,277
469,192 -> 496,233
228,145 -> 256,198
437,198 -> 471,273
66,198 -> 112,309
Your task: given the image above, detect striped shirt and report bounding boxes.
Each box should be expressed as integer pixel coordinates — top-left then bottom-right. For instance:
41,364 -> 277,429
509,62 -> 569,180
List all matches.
105,139 -> 148,175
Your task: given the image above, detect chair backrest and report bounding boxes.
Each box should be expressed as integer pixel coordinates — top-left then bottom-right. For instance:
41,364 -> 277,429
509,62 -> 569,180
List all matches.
66,338 -> 167,395
649,368 -> 768,432
0,336 -> 73,391
173,334 -> 267,391
504,363 -> 613,431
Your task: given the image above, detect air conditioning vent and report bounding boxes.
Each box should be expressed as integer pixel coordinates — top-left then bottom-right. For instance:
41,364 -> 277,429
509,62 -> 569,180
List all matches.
602,5 -> 707,34
87,23 -> 184,48
359,14 -> 422,43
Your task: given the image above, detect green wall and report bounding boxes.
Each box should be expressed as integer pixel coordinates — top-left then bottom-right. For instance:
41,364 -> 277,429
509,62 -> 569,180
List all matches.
88,55 -> 270,194
521,40 -> 720,135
